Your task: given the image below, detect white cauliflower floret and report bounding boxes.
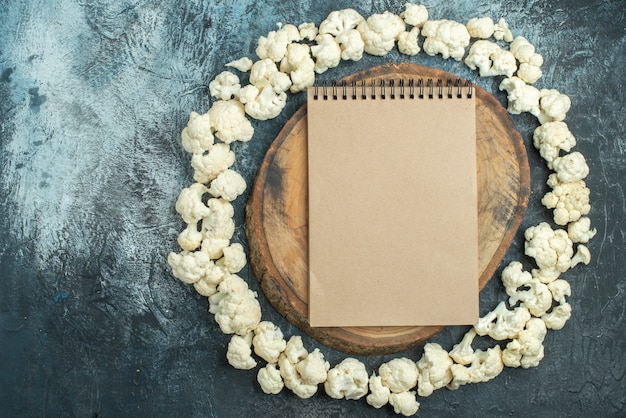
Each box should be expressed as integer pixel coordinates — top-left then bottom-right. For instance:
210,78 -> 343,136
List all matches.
421,19 -> 471,61
464,40 -> 517,77
388,391 -> 420,416
397,27 -> 421,56
493,17 -> 514,42
226,332 -> 257,370
378,357 -> 419,393
201,237 -> 230,259
416,343 -> 453,397
449,328 -> 478,366
181,111 -> 213,154
542,302 -> 572,330
238,84 -> 287,121
501,261 -> 532,295
510,36 -> 544,83
177,223 -> 203,251
298,22 -> 318,41
252,321 -> 287,364
400,3 -> 428,27
207,169 -> 246,202
193,278 -> 217,297
568,217 -> 597,243
256,23 -> 301,62
502,259 -> 552,317
524,222 -> 575,279
257,363 -> 284,395
175,182 -> 211,224
208,274 -> 261,336
466,17 -> 495,39
538,88 -> 571,124
191,143 -> 235,184
311,34 -> 342,73
278,336 -> 329,399
542,174 -> 591,225
279,43 -> 316,93
215,242 -> 247,274
324,358 -> 369,400
474,301 -> 531,341
448,345 -> 504,390
208,100 -> 254,143
248,59 -> 292,93
552,152 -> 590,183
357,11 -> 405,56
318,9 -> 365,61
502,318 -> 547,368
533,121 -> 577,168
225,56 -> 253,72
570,244 -> 592,268
209,71 -> 241,101
517,62 -> 543,85
499,76 -> 540,116
167,249 -> 213,284
366,373 -> 390,409
202,197 -> 234,237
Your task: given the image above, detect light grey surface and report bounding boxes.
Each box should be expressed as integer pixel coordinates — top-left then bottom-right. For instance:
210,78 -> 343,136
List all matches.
0,0 -> 624,416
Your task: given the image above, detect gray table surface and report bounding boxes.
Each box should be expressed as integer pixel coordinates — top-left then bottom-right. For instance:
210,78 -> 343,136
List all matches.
1,0 -> 624,416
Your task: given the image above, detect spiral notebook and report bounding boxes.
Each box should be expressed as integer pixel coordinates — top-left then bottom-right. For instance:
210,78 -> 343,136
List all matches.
307,79 -> 478,327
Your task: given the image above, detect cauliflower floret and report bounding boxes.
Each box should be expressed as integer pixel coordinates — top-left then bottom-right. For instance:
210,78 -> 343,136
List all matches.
278,336 -> 329,399
502,259 -> 552,317
298,22 -> 318,41
502,318 -> 547,368
416,343 -> 453,397
207,169 -> 246,202
248,59 -> 292,93
499,76 -> 540,116
501,261 -> 532,294
474,301 -> 531,341
279,43 -> 316,93
208,274 -> 261,336
466,17 -> 495,39
215,242 -> 247,274
448,345 -> 504,390
226,332 -> 257,370
209,71 -> 241,101
524,222 -> 575,279
257,363 -> 284,395
538,88 -> 571,124
366,373 -> 390,409
175,182 -> 211,224
177,223 -> 203,251
493,17 -> 514,42
421,19 -> 471,61
533,121 -> 577,168
397,27 -> 421,56
552,152 -> 590,183
357,11 -> 406,56
510,36 -> 544,83
517,63 -> 543,85
238,84 -> 287,121
193,278 -> 218,297
201,237 -> 230,259
324,358 -> 369,400
318,9 -> 365,61
252,321 -> 287,364
388,391 -> 420,416
208,100 -> 254,144
311,34 -> 342,73
567,217 -> 597,243
400,3 -> 428,27
167,249 -> 213,284
570,244 -> 592,268
542,174 -> 591,225
256,23 -> 301,62
449,328 -> 478,366
181,111 -> 213,154
201,198 -> 235,240
542,302 -> 572,330
464,40 -> 517,77
191,143 -> 235,184
378,357 -> 419,393
225,56 -> 253,72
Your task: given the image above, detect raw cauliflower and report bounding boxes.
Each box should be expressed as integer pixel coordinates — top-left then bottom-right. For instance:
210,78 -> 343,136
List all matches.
499,76 -> 541,116
318,9 -> 365,61
180,111 -> 213,154
388,391 -> 420,416
208,274 -> 262,336
570,244 -> 592,268
466,17 -> 495,39
191,143 -> 235,184
238,84 -> 287,121
567,217 -> 597,243
311,34 -> 342,73
533,121 -> 577,168
421,19 -> 471,61
256,23 -> 301,62
215,242 -> 247,274
524,222 -> 575,279
378,357 -> 419,393
208,100 -> 254,144
175,182 -> 211,224
542,174 -> 591,225
366,373 -> 390,408
324,358 -> 369,400
542,279 -> 573,330
207,169 -> 246,202
416,343 -> 453,397
448,345 -> 504,389
464,40 -> 517,77
225,56 -> 253,72
278,336 -> 329,399
177,223 -> 203,251
502,318 -> 547,368
252,321 -> 287,364
552,152 -> 589,183
357,11 -> 405,56
167,249 -> 213,285
298,22 -> 318,41
510,36 -> 544,83
280,43 -> 316,93
493,17 -> 514,42
538,88 -> 571,124
397,27 -> 421,56
209,71 -> 241,101
248,58 -> 292,93
226,332 -> 257,370
400,3 -> 428,27
474,301 -> 531,341
257,363 -> 284,395
502,260 -> 552,317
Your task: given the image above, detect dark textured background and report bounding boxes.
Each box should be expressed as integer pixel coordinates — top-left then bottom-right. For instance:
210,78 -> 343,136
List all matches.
0,0 -> 624,417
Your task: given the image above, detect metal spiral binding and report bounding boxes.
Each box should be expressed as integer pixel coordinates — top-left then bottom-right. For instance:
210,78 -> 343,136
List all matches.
313,78 -> 473,100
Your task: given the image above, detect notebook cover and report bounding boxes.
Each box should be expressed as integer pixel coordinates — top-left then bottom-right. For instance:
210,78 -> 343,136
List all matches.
307,84 -> 478,327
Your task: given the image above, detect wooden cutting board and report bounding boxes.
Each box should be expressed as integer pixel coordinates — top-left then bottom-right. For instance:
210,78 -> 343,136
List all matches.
245,63 -> 530,355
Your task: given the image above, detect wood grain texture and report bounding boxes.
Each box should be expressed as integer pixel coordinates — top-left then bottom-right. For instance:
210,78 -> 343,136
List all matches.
245,63 -> 530,355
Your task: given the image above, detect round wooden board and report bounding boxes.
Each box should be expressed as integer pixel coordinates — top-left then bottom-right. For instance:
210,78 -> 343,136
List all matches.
245,63 -> 530,355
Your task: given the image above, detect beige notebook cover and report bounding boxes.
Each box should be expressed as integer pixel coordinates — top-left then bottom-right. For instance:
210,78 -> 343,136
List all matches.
307,81 -> 478,327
